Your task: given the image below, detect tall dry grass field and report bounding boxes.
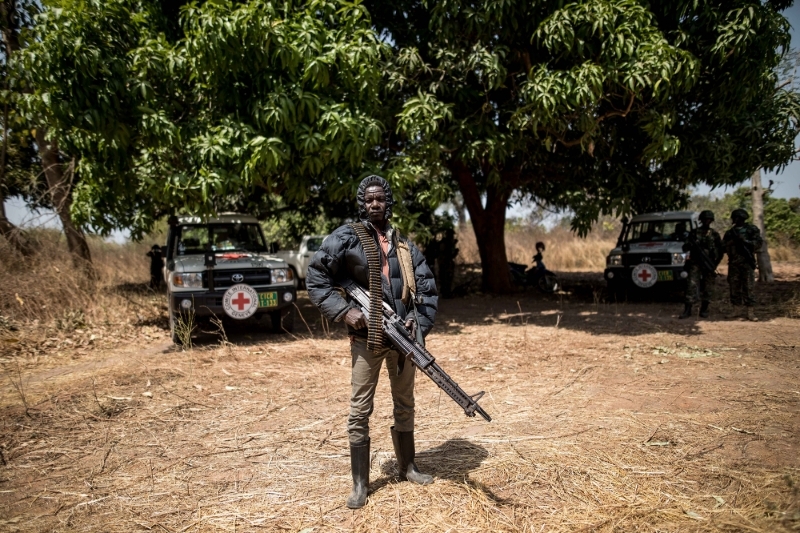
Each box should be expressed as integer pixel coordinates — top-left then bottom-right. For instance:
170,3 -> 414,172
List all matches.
457,224 -> 800,271
0,230 -> 157,327
457,224 -> 618,271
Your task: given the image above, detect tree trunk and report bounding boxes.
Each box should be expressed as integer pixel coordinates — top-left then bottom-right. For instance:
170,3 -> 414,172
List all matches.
450,161 -> 514,293
751,169 -> 774,282
34,128 -> 96,278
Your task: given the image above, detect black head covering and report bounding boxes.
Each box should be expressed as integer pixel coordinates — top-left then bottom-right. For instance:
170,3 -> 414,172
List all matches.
357,175 -> 394,221
731,208 -> 749,223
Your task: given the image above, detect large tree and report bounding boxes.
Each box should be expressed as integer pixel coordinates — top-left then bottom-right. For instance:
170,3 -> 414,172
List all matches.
20,0 -> 386,240
370,0 -> 800,292
3,0 -> 98,275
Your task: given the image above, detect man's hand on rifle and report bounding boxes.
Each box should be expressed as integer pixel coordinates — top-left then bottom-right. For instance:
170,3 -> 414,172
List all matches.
404,316 -> 417,338
344,308 -> 368,329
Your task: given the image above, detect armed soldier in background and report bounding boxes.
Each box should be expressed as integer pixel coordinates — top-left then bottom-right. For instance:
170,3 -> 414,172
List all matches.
306,175 -> 438,509
722,208 -> 763,321
680,211 -> 723,319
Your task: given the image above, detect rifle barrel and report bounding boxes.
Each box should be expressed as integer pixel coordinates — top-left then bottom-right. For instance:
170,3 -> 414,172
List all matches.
341,280 -> 492,422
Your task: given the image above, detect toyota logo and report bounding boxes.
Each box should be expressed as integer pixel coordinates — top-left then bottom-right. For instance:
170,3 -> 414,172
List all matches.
231,273 -> 244,283
642,256 -> 651,263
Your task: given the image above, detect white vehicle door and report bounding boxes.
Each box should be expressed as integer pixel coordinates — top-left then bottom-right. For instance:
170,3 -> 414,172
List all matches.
299,237 -> 325,278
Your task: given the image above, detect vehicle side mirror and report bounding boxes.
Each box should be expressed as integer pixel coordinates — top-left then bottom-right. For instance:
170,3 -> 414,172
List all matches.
160,246 -> 168,258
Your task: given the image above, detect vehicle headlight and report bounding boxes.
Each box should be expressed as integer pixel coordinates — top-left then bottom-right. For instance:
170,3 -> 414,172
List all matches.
271,268 -> 293,284
672,253 -> 687,266
172,273 -> 203,288
607,254 -> 622,266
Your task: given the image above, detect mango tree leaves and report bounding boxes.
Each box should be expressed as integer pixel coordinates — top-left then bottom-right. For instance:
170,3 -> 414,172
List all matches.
20,0 -> 386,239
378,0 -> 800,234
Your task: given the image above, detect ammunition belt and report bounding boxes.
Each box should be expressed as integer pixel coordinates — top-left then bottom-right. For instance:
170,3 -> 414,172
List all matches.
349,223 -> 383,352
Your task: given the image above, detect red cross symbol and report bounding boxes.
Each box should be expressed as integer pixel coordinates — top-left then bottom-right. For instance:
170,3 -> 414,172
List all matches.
231,292 -> 251,310
638,269 -> 653,282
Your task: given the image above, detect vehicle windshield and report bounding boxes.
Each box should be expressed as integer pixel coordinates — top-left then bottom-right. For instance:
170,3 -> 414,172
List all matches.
624,220 -> 692,244
307,237 -> 325,252
175,223 -> 267,255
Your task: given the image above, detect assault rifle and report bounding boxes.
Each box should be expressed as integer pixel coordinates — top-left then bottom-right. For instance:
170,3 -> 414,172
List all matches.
684,234 -> 717,273
340,279 -> 492,422
730,229 -> 757,269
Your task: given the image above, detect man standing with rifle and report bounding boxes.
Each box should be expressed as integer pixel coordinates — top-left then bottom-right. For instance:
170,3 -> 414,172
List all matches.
306,175 -> 439,509
722,208 -> 763,321
680,210 -> 723,319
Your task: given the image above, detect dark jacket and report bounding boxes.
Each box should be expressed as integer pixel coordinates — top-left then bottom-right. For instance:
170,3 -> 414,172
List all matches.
306,221 -> 438,339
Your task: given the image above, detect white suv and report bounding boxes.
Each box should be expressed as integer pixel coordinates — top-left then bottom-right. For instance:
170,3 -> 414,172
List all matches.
604,211 -> 699,298
164,214 -> 297,344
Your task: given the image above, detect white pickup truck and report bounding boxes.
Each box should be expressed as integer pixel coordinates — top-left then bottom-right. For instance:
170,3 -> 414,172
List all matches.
604,211 -> 699,299
164,214 -> 297,344
274,235 -> 329,288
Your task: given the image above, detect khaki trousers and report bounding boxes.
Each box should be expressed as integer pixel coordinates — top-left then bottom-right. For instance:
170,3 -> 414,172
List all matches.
348,337 -> 415,444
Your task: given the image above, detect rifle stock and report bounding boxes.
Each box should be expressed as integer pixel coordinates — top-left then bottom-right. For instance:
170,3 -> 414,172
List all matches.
340,279 -> 492,422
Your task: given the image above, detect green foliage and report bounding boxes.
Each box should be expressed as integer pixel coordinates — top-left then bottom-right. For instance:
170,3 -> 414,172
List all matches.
374,0 -> 800,233
19,0 -> 387,239
690,187 -> 800,244
765,197 -> 800,243
0,0 -> 42,206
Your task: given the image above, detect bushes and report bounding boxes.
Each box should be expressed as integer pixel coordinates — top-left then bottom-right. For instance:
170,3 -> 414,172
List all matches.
691,188 -> 800,245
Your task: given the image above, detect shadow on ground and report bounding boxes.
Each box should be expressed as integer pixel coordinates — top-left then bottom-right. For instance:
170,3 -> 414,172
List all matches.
371,438 -> 497,502
148,266 -> 800,347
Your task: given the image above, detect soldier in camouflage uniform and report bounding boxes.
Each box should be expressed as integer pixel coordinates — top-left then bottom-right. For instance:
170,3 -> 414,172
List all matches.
679,210 -> 723,319
722,208 -> 763,321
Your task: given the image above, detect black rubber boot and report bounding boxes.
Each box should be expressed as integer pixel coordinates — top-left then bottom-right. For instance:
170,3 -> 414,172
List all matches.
699,301 -> 710,318
391,427 -> 433,485
346,439 -> 370,509
679,303 -> 693,319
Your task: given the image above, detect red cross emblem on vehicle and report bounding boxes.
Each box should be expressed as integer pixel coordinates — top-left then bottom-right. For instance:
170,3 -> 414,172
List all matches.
231,292 -> 251,310
638,269 -> 652,282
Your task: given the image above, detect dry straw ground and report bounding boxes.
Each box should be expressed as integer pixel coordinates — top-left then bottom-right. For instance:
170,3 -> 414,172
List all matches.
1,231 -> 800,532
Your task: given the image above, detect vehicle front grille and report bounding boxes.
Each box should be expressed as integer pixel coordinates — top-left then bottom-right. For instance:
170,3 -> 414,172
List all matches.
623,253 -> 672,266
203,269 -> 272,289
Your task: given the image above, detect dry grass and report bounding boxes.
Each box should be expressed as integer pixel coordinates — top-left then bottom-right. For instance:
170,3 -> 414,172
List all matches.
770,241 -> 800,262
457,224 -> 800,271
0,229 -> 157,324
0,293 -> 799,532
457,224 -> 619,272
0,233 -> 799,532
0,230 -> 166,367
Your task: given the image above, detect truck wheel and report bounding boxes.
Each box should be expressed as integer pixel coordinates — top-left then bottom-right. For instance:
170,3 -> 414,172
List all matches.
271,307 -> 295,334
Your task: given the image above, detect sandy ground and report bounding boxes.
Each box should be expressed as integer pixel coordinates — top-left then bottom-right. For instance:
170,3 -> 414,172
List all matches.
1,265 -> 799,532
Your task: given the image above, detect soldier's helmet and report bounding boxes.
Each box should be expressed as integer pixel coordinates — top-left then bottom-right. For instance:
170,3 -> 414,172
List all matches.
699,210 -> 715,222
730,208 -> 749,223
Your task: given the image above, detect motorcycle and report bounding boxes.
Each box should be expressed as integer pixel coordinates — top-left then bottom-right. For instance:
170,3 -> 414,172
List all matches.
509,242 -> 559,293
